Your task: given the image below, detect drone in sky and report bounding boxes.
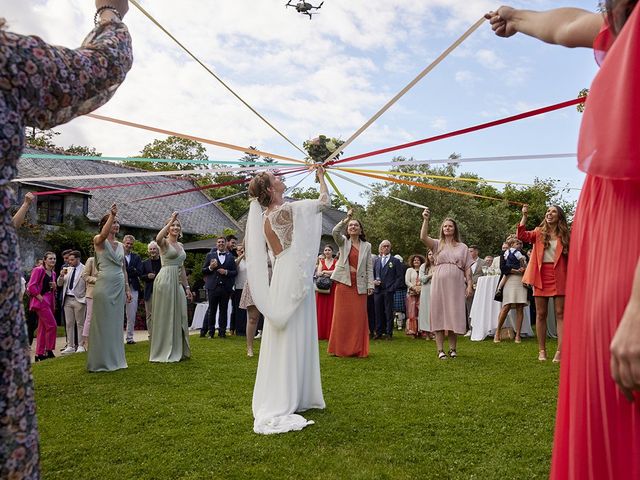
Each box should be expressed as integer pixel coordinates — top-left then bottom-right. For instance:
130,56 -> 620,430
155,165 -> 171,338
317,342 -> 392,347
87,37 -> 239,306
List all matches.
286,1 -> 324,20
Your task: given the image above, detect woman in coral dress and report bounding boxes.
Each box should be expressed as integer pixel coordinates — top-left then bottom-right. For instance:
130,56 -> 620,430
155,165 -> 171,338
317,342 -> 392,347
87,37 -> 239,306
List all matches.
328,210 -> 374,357
315,245 -> 337,340
487,4 -> 640,479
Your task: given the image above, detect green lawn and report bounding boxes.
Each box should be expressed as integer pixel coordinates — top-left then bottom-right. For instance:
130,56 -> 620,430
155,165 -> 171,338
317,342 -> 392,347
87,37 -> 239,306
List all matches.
33,334 -> 559,480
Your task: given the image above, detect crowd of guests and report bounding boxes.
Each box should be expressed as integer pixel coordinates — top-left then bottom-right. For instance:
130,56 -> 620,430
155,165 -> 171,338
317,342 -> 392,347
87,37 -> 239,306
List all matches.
312,203 -> 572,363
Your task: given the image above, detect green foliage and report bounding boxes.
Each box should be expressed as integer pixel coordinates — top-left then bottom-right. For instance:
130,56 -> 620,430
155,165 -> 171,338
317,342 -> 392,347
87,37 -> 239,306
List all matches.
203,147 -> 274,219
25,128 -> 61,149
45,226 -> 95,260
34,335 -> 558,479
289,187 -> 350,211
122,136 -> 209,171
360,157 -> 575,258
303,135 -> 344,162
577,88 -> 589,113
64,145 -> 102,157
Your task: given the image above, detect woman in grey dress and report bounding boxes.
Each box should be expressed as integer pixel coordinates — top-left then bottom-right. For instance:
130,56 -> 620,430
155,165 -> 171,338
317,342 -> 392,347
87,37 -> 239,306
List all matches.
149,212 -> 192,362
87,204 -> 131,372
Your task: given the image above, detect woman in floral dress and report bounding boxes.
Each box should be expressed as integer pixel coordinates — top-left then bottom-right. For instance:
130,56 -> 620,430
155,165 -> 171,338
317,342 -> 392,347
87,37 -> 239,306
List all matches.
0,2 -> 132,477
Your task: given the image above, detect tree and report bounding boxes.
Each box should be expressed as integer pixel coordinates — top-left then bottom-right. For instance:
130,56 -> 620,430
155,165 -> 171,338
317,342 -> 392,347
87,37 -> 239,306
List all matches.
358,156 -> 575,259
289,187 -> 351,211
25,128 -> 60,149
122,136 -> 208,171
203,147 -> 276,219
65,145 -> 102,157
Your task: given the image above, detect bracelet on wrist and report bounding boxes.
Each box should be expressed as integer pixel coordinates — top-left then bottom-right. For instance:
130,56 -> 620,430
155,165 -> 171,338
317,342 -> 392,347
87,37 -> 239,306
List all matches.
94,6 -> 122,26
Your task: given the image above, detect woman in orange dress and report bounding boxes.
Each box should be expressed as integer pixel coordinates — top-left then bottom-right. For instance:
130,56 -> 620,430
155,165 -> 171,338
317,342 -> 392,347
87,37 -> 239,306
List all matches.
517,205 -> 570,362
316,245 -> 337,340
488,4 -> 640,478
328,209 -> 374,357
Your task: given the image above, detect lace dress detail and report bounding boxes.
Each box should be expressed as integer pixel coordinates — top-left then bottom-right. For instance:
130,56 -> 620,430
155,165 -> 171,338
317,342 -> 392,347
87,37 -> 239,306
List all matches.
264,193 -> 329,254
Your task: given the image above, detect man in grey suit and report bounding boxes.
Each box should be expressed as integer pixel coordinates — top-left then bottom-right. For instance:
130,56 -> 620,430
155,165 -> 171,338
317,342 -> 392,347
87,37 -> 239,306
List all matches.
57,250 -> 87,354
465,245 -> 486,335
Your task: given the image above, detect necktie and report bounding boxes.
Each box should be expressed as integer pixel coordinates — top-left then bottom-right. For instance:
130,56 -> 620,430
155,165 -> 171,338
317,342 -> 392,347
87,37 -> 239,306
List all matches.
382,256 -> 388,268
68,267 -> 76,291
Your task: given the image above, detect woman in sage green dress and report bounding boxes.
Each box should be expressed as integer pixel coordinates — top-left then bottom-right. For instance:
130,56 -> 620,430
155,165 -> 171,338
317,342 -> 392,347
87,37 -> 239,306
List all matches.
88,204 -> 131,372
150,212 -> 192,362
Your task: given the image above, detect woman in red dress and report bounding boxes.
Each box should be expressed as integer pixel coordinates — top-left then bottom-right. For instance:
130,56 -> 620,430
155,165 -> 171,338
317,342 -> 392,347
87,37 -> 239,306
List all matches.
517,205 -> 570,362
328,210 -> 374,357
316,244 -> 337,340
487,4 -> 640,479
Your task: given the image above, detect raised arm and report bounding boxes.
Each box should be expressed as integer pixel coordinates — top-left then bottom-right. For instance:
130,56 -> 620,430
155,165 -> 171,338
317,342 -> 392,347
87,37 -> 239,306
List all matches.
156,212 -> 178,249
332,209 -> 352,247
316,166 -> 330,208
420,208 -> 437,251
516,204 -> 537,244
93,204 -> 117,248
12,192 -> 35,228
13,1 -> 132,130
485,6 -> 603,48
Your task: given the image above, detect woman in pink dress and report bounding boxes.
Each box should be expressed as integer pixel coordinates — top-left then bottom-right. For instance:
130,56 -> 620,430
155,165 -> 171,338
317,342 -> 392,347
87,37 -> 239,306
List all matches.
419,209 -> 473,359
315,245 -> 337,340
487,3 -> 640,478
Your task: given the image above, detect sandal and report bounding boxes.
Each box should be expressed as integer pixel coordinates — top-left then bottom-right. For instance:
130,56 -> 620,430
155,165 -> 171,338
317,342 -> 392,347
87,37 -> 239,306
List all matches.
493,335 -> 501,343
514,336 -> 522,344
538,350 -> 547,361
552,350 -> 561,363
448,349 -> 457,358
437,350 -> 447,360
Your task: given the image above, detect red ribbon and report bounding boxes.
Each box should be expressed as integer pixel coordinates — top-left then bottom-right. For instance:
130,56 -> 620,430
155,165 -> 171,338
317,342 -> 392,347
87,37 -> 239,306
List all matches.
328,96 -> 587,166
31,178 -> 181,196
131,166 -> 308,202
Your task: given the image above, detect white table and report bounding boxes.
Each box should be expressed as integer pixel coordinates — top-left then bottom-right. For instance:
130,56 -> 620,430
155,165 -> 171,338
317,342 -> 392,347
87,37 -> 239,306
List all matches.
470,275 -> 534,341
189,300 -> 233,331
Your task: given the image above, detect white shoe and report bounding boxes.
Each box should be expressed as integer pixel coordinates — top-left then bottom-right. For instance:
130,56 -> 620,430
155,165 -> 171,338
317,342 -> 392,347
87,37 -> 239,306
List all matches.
61,346 -> 76,355
76,346 -> 86,353
254,331 -> 262,339
464,330 -> 472,337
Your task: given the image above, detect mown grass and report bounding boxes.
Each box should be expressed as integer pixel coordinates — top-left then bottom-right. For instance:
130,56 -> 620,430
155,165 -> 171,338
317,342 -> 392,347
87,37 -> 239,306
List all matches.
33,334 -> 559,480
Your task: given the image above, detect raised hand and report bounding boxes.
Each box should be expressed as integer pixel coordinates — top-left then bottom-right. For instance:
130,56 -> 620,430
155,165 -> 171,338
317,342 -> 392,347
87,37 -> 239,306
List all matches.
485,7 -> 517,38
95,0 -> 129,18
422,207 -> 431,220
522,204 -> 529,216
110,203 -> 118,217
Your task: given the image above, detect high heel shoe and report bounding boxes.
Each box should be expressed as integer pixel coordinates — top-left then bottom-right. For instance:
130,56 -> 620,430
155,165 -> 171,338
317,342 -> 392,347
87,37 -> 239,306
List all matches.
552,350 -> 561,363
46,350 -> 55,359
538,350 -> 547,361
34,355 -> 47,362
247,347 -> 254,357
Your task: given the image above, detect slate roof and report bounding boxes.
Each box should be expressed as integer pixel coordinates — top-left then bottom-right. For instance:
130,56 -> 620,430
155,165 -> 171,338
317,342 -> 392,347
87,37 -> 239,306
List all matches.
17,147 -> 241,236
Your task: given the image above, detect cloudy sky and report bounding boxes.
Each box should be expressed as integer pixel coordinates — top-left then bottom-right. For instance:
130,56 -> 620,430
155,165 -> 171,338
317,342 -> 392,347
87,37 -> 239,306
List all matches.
6,0 -> 600,204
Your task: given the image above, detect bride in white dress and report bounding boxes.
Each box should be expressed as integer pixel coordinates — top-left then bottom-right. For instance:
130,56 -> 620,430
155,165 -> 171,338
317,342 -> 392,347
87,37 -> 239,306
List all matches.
245,167 -> 328,434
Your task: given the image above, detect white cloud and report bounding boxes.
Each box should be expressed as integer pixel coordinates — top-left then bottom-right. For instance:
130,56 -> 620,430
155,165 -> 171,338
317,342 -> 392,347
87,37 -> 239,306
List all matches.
430,117 -> 448,132
475,49 -> 506,70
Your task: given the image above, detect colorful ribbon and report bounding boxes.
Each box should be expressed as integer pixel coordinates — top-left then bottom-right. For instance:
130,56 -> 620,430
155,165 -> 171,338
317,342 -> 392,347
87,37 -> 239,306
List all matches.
128,0 -> 307,157
322,16 -> 487,164
85,113 -> 306,164
328,97 -> 587,165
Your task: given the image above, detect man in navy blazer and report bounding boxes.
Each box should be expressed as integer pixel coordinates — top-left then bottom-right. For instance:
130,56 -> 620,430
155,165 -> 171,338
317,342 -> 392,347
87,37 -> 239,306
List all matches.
201,236 -> 237,338
373,239 -> 403,339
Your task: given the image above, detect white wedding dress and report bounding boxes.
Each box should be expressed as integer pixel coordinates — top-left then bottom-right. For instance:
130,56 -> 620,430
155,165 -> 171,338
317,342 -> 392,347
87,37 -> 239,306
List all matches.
245,196 -> 327,434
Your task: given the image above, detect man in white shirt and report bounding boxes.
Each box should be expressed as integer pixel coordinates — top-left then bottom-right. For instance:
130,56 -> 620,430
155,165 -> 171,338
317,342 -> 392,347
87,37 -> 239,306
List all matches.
57,250 -> 87,354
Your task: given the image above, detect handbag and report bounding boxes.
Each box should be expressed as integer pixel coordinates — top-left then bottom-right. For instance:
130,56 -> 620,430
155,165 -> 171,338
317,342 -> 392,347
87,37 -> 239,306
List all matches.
315,275 -> 332,294
493,285 -> 503,302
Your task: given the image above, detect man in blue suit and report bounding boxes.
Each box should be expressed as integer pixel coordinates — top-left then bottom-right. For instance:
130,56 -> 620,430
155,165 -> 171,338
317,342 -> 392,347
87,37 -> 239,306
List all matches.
373,239 -> 403,339
201,237 -> 237,338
